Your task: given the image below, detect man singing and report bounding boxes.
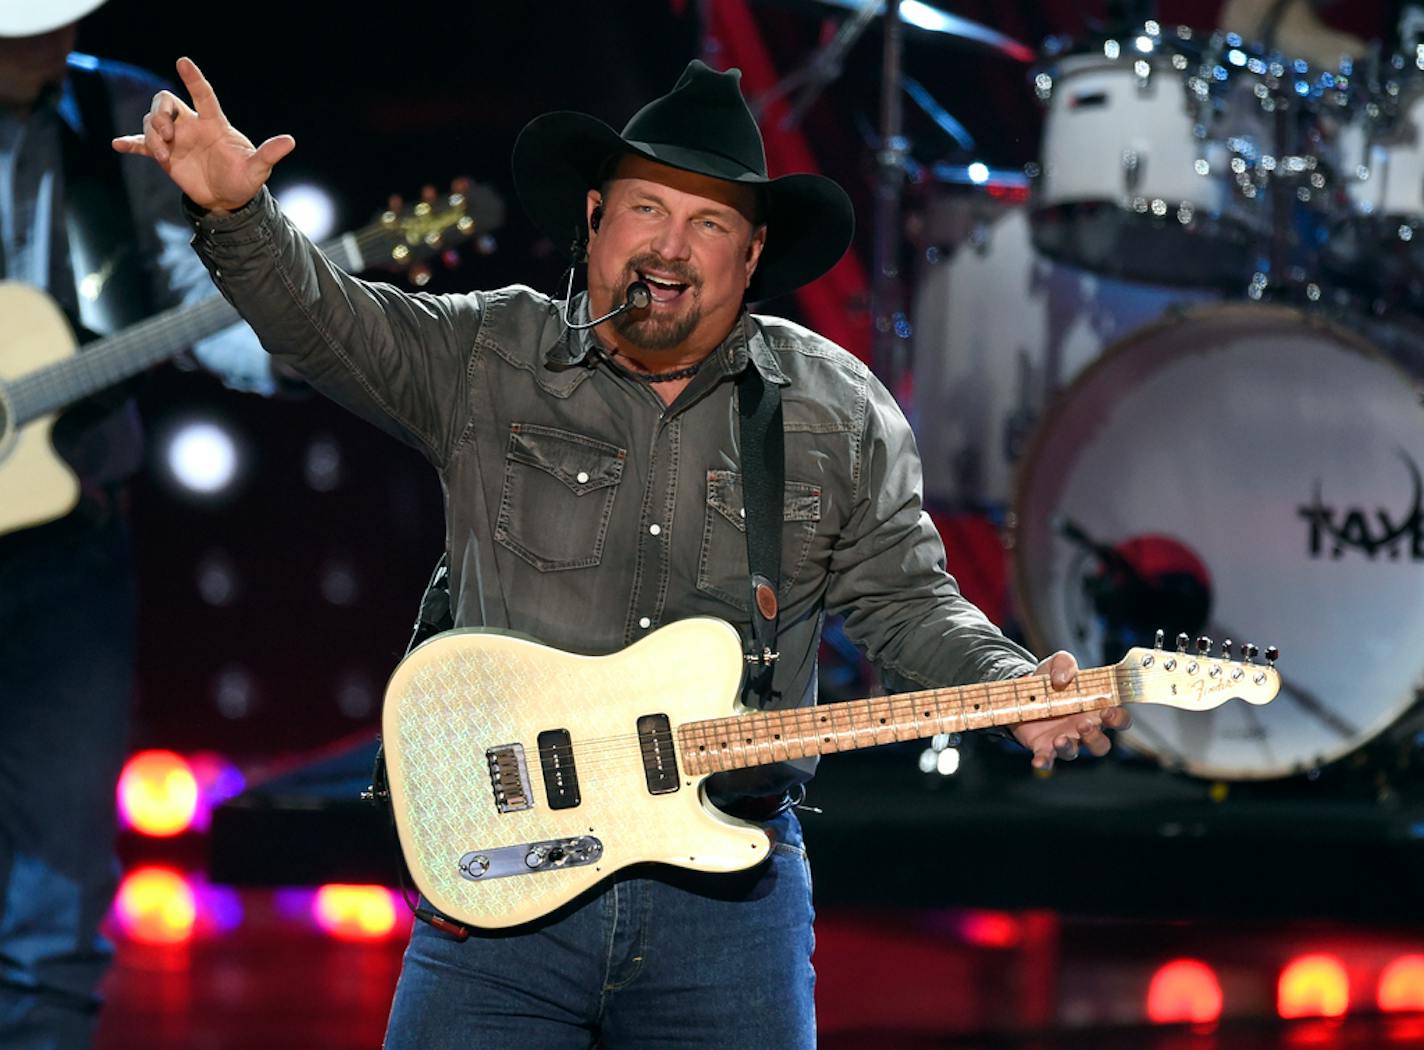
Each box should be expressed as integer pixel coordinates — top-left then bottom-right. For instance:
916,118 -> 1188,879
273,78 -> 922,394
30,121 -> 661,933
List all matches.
115,56 -> 1129,1047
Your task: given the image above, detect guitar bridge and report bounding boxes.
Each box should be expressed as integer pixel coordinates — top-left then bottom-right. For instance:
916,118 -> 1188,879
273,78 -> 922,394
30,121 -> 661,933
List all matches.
486,743 -> 533,813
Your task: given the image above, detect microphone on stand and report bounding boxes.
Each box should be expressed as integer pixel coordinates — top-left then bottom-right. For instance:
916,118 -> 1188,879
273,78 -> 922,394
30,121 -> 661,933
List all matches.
562,281 -> 652,331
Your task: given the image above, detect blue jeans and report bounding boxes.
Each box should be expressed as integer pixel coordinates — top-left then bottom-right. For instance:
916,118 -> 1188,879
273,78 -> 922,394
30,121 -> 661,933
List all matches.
0,516 -> 135,1050
384,810 -> 816,1049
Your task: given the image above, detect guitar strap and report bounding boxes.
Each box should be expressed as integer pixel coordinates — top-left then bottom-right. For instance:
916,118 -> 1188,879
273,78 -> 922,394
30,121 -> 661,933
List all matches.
736,357 -> 784,709
60,63 -> 155,334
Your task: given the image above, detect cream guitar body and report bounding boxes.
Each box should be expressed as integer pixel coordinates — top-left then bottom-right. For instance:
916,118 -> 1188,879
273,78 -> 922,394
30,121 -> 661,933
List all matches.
381,618 -> 1280,931
383,619 -> 769,930
0,283 -> 83,534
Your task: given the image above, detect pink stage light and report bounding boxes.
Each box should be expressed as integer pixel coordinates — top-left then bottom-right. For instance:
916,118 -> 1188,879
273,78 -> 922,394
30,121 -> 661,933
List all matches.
1379,954 -> 1424,1013
113,866 -> 197,945
1278,954 -> 1350,1019
185,751 -> 246,832
117,750 -> 199,837
1146,958 -> 1223,1024
956,910 -> 1022,949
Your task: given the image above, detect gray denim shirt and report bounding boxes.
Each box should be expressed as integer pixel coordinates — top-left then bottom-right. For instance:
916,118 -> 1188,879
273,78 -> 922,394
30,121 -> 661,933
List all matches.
187,187 -> 1036,799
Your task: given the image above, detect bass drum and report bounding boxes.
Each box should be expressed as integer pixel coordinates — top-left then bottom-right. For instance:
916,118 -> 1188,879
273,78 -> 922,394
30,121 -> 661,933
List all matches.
912,208 -> 1212,508
1012,303 -> 1424,779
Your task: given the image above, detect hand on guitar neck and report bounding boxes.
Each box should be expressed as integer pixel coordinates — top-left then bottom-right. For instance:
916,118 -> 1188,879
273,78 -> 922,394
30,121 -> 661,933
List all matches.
1012,650 -> 1134,771
110,56 -> 293,213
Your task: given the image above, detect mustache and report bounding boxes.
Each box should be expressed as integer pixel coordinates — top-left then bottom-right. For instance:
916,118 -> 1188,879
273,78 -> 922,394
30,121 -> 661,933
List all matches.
624,253 -> 700,288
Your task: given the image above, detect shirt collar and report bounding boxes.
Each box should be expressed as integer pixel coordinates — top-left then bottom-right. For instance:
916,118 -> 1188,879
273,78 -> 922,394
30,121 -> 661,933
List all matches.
543,291 -> 790,387
55,53 -> 101,136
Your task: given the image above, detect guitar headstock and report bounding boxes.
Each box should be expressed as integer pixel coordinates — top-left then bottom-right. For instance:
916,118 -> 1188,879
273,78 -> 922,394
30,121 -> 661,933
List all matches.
1116,631 -> 1281,711
342,178 -> 507,283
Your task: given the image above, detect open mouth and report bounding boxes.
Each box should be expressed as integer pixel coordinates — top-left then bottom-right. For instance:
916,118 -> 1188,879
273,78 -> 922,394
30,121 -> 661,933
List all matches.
636,270 -> 691,305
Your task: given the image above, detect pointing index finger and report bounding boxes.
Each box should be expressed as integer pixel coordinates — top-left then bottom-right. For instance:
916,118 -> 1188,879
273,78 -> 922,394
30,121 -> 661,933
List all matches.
176,56 -> 225,120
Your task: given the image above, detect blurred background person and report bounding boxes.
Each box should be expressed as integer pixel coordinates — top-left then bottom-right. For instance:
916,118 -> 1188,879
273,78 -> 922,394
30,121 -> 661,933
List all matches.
0,3 -> 277,1048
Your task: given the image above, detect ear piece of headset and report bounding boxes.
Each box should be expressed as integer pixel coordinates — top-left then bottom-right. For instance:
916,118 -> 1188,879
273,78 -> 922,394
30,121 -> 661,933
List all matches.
590,204 -> 604,233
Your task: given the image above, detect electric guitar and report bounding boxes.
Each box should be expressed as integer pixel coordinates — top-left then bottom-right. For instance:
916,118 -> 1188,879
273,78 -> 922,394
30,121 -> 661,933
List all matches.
0,180 -> 504,537
381,618 -> 1281,930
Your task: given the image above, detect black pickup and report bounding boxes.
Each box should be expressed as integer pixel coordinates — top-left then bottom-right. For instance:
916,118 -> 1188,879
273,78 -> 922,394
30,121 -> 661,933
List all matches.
637,714 -> 679,795
536,729 -> 581,810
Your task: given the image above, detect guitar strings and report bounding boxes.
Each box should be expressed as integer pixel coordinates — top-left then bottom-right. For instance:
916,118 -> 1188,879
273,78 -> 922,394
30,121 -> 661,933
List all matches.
409,663 -> 1264,779
11,224 -> 397,422
464,664 -> 1247,766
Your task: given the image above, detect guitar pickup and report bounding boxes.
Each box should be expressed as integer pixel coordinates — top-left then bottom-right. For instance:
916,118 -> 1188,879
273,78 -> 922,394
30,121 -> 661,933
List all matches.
486,743 -> 533,813
537,729 -> 581,811
637,714 -> 680,795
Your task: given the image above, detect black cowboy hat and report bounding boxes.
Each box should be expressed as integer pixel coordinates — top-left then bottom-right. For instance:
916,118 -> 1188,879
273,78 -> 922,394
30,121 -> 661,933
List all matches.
512,59 -> 854,302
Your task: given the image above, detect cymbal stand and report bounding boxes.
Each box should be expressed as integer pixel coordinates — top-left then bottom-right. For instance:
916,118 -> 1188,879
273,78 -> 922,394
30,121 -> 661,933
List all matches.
870,0 -> 910,402
750,0 -> 881,128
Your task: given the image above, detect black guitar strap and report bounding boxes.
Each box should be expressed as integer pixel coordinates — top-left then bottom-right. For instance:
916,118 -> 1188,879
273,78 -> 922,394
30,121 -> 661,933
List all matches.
61,63 -> 154,333
736,360 -> 785,709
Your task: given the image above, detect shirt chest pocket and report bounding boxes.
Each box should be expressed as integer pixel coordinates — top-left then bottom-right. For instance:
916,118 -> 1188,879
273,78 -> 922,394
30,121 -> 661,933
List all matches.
495,424 -> 627,572
697,469 -> 822,610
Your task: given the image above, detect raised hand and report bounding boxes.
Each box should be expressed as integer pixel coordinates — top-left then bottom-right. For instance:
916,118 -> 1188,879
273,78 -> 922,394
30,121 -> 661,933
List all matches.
1010,651 -> 1133,770
111,57 -> 294,212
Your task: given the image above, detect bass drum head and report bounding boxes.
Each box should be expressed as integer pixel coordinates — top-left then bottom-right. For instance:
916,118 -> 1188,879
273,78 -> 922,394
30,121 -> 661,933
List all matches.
1012,303 -> 1424,779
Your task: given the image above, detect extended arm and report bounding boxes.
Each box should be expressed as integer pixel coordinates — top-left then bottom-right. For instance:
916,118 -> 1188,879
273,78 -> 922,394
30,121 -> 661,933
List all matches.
114,58 -> 481,461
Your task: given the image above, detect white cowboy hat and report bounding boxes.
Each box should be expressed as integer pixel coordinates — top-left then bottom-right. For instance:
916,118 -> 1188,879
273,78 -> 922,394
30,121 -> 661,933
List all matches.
0,0 -> 107,37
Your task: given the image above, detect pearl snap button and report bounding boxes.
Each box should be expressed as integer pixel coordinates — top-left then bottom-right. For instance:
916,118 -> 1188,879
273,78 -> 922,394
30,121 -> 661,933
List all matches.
576,471 -> 590,484
638,617 -> 651,629
649,524 -> 661,536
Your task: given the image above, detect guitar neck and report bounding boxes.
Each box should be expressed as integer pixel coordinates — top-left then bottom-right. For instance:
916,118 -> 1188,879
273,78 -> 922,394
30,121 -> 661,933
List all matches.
677,666 -> 1124,775
10,295 -> 239,425
7,229 -> 375,426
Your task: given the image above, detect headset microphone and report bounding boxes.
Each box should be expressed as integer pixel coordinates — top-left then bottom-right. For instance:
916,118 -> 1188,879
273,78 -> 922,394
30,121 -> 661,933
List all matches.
562,280 -> 652,331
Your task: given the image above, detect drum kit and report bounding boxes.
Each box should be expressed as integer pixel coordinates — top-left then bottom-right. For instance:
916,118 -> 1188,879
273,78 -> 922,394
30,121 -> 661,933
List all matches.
907,7 -> 1424,784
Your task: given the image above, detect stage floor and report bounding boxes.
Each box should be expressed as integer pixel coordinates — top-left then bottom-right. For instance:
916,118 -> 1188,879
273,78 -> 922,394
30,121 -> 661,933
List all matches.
92,892 -> 1424,1049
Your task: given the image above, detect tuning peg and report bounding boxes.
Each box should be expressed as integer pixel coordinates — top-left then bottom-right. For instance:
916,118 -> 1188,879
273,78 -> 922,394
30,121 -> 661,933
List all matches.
1221,638 -> 1233,660
1196,635 -> 1212,655
409,264 -> 432,287
1242,642 -> 1259,663
1265,645 -> 1280,667
1154,629 -> 1164,650
1176,632 -> 1189,653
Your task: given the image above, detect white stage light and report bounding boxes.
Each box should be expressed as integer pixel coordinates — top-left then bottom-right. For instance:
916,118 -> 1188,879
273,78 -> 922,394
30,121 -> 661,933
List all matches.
165,422 -> 238,495
277,183 -> 337,241
967,162 -> 990,185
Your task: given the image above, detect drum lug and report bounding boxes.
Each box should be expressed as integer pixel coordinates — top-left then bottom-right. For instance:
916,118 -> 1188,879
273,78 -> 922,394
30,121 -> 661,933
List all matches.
1122,148 -> 1143,192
